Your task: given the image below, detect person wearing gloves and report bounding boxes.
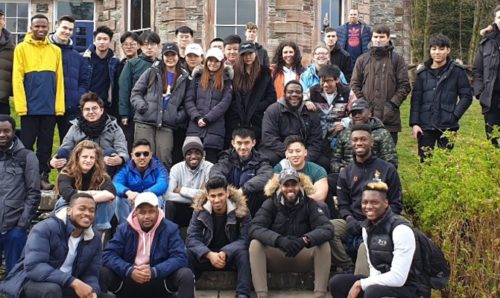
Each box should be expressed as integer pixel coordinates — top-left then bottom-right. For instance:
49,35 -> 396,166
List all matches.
248,168 -> 334,298
99,192 -> 195,298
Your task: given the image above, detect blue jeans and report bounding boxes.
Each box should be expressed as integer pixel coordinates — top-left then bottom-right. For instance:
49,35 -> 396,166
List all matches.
55,197 -> 116,230
115,195 -> 166,223
0,227 -> 27,273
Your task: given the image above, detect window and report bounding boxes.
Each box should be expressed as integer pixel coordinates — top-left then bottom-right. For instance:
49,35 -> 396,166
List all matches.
215,0 -> 256,39
0,1 -> 29,44
57,1 -> 94,21
321,0 -> 342,29
128,0 -> 150,33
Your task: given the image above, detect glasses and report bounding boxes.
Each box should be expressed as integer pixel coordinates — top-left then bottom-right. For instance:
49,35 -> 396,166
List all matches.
314,52 -> 329,56
134,151 -> 150,158
122,42 -> 138,48
320,79 -> 335,84
82,106 -> 100,113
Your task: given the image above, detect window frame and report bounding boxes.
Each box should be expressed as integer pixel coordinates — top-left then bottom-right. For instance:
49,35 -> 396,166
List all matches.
127,0 -> 151,33
214,0 -> 258,39
0,0 -> 30,44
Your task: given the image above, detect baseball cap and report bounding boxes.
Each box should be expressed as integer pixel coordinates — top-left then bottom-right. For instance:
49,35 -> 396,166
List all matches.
239,42 -> 256,54
134,192 -> 159,208
162,42 -> 179,56
205,47 -> 225,61
185,43 -> 204,56
279,168 -> 300,184
349,99 -> 370,114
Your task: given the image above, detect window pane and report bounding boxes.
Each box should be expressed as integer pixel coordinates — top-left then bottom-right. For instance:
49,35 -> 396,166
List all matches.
18,3 -> 28,18
216,26 -> 236,39
6,3 -> 16,17
6,18 -> 15,32
143,0 -> 150,28
216,0 -> 235,25
18,18 -> 27,32
130,0 -> 141,30
0,4 -> 5,13
236,26 -> 245,39
57,2 -> 94,20
236,0 -> 255,24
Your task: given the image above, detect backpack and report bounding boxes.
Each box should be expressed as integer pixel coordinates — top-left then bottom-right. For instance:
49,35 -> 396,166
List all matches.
391,216 -> 450,290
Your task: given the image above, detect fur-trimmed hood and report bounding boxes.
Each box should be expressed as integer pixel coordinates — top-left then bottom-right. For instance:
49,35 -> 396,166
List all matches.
191,64 -> 234,80
264,172 -> 316,198
192,185 -> 249,218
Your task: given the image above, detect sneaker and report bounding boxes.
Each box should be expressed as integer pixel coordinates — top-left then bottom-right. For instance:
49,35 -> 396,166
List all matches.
40,172 -> 54,190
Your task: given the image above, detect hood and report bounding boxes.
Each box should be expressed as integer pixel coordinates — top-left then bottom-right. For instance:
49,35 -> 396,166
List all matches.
48,32 -> 74,48
0,28 -> 13,48
277,98 -> 305,114
23,32 -> 49,46
368,116 -> 386,130
193,64 -> 234,80
192,186 -> 249,218
54,207 -> 95,241
264,172 -> 315,197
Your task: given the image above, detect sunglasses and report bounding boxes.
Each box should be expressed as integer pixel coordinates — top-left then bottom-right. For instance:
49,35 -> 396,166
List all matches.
134,151 -> 150,158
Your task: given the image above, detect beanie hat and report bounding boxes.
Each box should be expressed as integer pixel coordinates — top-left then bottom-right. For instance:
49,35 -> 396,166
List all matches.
182,136 -> 204,157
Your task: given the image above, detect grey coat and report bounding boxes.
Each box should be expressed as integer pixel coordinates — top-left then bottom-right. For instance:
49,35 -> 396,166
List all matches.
0,138 -> 41,232
131,61 -> 189,129
60,116 -> 129,162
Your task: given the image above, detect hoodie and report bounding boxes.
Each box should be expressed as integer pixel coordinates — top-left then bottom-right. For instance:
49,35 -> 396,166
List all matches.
127,207 -> 165,266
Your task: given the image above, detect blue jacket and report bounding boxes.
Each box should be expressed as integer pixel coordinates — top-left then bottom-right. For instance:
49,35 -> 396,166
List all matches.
300,64 -> 348,92
0,209 -> 102,297
102,217 -> 188,279
83,44 -> 119,105
113,156 -> 169,197
49,34 -> 90,115
336,21 -> 372,60
186,186 -> 250,262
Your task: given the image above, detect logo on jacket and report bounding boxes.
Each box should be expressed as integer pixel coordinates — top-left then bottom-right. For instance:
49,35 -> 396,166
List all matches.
353,176 -> 358,182
377,239 -> 387,246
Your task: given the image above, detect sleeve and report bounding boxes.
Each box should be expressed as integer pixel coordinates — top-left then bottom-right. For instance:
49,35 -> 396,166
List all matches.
209,158 -> 232,179
349,58 -> 366,101
151,225 -> 189,279
78,55 -> 91,99
57,173 -> 77,203
101,177 -> 117,196
342,54 -> 354,82
242,161 -> 274,194
472,44 -> 484,98
409,73 -> 423,126
118,61 -> 133,118
331,131 -> 348,172
185,212 -> 212,261
377,130 -> 399,168
337,166 -> 354,219
221,215 -> 251,260
204,81 -> 233,122
305,114 -> 325,162
102,226 -> 134,278
145,166 -> 169,196
273,164 -> 282,174
55,49 -> 65,116
386,167 -> 403,215
248,200 -> 282,246
360,225 -> 416,289
130,69 -> 150,115
13,44 -> 27,116
453,68 -> 473,120
260,105 -> 286,154
112,166 -> 129,197
183,77 -> 202,121
79,239 -> 102,294
113,127 -> 130,162
304,200 -> 335,245
17,151 -> 41,229
389,55 -> 411,107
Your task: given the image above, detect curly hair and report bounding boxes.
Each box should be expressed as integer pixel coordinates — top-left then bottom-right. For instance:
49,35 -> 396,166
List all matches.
57,140 -> 110,194
271,41 -> 304,81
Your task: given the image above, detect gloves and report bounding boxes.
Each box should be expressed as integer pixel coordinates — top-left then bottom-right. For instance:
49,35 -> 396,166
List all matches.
346,217 -> 362,236
275,236 -> 292,252
286,237 -> 306,258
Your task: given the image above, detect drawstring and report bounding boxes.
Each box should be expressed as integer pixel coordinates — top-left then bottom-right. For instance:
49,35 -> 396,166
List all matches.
142,232 -> 152,256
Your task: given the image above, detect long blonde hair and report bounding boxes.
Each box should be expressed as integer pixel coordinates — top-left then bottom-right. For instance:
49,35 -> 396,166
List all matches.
56,140 -> 110,194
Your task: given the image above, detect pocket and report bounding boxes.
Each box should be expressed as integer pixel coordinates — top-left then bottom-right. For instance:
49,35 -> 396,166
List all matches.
383,102 -> 399,125
5,166 -> 23,176
440,104 -> 456,126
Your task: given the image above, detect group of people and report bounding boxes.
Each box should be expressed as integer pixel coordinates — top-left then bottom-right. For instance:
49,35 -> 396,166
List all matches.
0,3 -> 499,298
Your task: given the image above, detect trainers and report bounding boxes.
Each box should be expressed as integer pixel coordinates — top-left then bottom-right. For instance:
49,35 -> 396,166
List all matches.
40,172 -> 54,190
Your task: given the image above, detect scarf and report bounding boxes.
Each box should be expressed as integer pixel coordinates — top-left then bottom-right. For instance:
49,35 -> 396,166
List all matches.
78,114 -> 108,139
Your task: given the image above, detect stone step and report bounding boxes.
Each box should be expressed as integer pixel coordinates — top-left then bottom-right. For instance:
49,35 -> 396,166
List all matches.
197,271 -> 317,290
197,290 -> 333,297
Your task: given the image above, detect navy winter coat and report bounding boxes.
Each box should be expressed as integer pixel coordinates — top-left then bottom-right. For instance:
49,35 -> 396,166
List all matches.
103,218 -> 188,279
410,58 -> 472,131
0,209 -> 102,297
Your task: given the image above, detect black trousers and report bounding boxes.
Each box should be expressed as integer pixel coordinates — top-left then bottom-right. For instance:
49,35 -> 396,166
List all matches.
390,132 -> 399,146
20,115 -> 56,174
329,274 -> 419,298
417,130 -> 453,162
99,266 -> 195,298
165,201 -> 193,228
484,101 -> 500,147
0,102 -> 10,115
22,280 -> 78,298
55,112 -> 79,143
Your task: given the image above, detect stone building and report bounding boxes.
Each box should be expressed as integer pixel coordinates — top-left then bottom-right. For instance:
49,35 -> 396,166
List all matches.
0,0 -> 411,61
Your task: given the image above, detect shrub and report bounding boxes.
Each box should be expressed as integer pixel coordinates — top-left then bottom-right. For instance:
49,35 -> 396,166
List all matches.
405,133 -> 500,297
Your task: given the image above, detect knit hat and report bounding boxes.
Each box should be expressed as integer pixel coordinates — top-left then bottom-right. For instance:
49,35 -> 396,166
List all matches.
182,136 -> 204,156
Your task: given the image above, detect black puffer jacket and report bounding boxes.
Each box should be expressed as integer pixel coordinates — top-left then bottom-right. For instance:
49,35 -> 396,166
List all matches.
0,29 -> 14,104
472,23 -> 500,113
410,58 -> 472,131
259,99 -> 323,165
226,67 -> 276,145
329,45 -> 353,82
184,66 -> 233,150
249,173 -> 334,247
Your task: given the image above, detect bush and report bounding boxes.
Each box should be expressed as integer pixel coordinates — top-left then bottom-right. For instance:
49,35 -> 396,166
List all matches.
404,133 -> 500,297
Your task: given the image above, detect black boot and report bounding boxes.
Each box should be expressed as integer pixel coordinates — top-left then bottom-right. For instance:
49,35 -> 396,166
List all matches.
40,172 -> 54,190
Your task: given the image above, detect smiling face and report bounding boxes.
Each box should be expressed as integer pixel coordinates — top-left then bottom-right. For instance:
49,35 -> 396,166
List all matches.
320,76 -> 339,94
185,148 -> 203,169
361,190 -> 388,222
351,108 -> 371,125
231,135 -> 256,160
348,9 -> 359,24
134,204 -> 159,230
284,83 -> 303,108
0,121 -> 14,150
282,46 -> 295,67
31,18 -> 49,40
351,130 -> 373,159
186,53 -> 203,69
132,144 -> 152,172
224,43 -> 239,65
78,148 -> 96,173
313,47 -> 330,67
163,52 -> 179,69
430,45 -> 450,65
121,36 -> 139,59
55,20 -> 74,44
207,187 -> 228,216
285,142 -> 307,169
206,56 -> 222,72
68,197 -> 96,229
280,179 -> 300,204
82,101 -> 104,123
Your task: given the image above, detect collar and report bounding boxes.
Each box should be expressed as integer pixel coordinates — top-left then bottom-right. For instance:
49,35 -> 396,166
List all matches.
202,198 -> 236,215
55,208 -> 95,241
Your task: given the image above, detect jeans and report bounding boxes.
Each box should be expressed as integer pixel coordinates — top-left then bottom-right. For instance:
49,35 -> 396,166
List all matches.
22,280 -> 79,298
0,227 -> 27,273
55,197 -> 116,230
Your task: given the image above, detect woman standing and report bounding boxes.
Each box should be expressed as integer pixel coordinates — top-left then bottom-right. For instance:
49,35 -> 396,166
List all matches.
270,41 -> 304,100
184,47 -> 233,163
227,42 -> 276,145
56,140 -> 116,232
131,43 -> 189,169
